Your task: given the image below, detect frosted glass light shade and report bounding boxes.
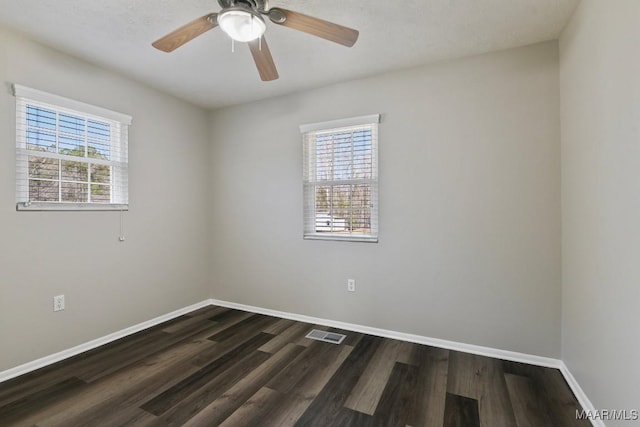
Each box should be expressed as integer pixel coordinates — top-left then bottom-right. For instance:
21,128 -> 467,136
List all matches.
218,9 -> 266,42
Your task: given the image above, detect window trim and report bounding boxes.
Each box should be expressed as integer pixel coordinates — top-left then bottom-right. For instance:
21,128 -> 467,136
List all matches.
12,85 -> 132,125
17,202 -> 129,212
301,114 -> 380,243
13,84 -> 131,211
299,114 -> 380,134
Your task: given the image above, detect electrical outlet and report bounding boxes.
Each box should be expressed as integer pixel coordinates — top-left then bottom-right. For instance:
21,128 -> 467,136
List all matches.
347,279 -> 356,292
53,295 -> 65,312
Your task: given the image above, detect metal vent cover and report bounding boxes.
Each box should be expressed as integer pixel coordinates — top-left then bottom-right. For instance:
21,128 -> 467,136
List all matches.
305,329 -> 346,345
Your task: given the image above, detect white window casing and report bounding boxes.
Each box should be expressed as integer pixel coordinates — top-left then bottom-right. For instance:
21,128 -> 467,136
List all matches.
13,84 -> 131,211
301,114 -> 380,242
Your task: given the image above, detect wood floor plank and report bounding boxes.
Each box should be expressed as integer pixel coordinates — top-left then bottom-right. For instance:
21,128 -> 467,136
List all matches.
184,305 -> 229,319
208,308 -> 251,323
0,313 -> 196,406
37,338 -> 216,427
157,350 -> 271,425
266,341 -> 337,394
0,323 -> 177,404
188,315 -> 271,368
534,367 -> 591,427
477,356 -> 518,427
141,332 -> 273,416
0,377 -> 87,425
294,334 -> 383,426
161,306 -> 228,334
502,361 -> 589,427
80,406 -> 162,427
446,351 -> 517,427
260,344 -> 353,426
77,317 -> 221,382
208,314 -> 279,343
161,315 -> 215,334
0,366 -> 78,409
443,392 -> 480,427
177,312 -> 276,370
373,362 -> 419,427
218,387 -> 283,427
446,350 -> 479,399
259,321 -> 312,354
182,343 -> 305,426
505,373 -> 555,427
396,341 -> 421,366
333,408 -> 375,426
407,345 -> 450,427
263,318 -> 297,335
344,338 -> 405,415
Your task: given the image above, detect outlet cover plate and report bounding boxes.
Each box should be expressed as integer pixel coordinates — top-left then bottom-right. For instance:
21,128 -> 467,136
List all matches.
53,295 -> 65,312
347,279 -> 356,292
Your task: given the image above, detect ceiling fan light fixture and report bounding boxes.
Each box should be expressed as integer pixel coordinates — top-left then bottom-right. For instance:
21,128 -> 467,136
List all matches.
217,8 -> 266,42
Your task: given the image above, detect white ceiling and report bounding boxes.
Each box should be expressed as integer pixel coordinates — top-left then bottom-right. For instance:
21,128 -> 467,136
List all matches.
0,0 -> 579,109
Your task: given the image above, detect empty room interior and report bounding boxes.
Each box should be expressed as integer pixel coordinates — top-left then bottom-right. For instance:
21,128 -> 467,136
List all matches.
0,0 -> 638,426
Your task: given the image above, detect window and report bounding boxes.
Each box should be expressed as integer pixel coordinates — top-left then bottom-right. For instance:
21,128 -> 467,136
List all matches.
13,84 -> 131,210
302,114 -> 379,242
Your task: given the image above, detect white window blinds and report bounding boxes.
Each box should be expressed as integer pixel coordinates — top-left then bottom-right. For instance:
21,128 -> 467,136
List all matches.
13,84 -> 131,211
302,114 -> 379,242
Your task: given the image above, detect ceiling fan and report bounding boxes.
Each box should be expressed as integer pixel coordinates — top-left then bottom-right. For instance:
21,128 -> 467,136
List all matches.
152,0 -> 359,81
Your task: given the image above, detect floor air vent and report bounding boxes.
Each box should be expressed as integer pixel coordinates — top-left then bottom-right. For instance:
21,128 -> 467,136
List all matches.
305,329 -> 346,345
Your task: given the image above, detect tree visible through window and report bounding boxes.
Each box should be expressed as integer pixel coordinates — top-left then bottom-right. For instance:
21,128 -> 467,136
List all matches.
302,115 -> 379,242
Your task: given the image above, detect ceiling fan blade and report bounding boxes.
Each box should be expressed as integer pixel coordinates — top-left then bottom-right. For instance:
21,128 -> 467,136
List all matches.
248,36 -> 279,81
268,8 -> 359,47
152,14 -> 217,52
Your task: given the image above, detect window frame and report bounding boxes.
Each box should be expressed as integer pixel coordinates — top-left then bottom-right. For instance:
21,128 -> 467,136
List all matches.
13,84 -> 131,211
301,114 -> 380,243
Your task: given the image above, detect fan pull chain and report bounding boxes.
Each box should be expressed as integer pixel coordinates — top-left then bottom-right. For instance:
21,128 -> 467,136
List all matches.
119,209 -> 126,242
231,38 -> 235,53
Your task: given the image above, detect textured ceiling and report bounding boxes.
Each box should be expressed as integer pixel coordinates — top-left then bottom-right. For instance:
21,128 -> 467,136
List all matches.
0,0 -> 579,109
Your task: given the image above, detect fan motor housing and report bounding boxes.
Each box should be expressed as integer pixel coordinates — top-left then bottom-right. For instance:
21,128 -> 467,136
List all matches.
218,0 -> 268,13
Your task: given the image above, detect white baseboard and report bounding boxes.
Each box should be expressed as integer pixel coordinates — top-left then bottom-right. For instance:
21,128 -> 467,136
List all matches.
0,297 -> 600,427
559,362 -> 605,427
0,300 -> 211,383
209,298 -> 562,368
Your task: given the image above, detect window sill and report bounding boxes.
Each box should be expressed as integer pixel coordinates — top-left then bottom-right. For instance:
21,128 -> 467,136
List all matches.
304,234 -> 378,243
17,202 -> 129,211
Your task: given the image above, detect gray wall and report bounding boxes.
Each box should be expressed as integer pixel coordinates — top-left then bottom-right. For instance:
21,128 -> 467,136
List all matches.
560,0 -> 640,421
209,42 -> 562,357
0,28 -> 211,371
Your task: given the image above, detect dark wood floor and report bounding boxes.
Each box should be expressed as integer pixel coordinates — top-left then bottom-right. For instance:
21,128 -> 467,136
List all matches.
0,305 -> 589,426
